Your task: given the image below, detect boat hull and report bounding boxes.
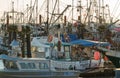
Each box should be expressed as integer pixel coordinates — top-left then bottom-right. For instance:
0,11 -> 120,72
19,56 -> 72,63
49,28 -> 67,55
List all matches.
107,55 -> 120,68
0,70 -> 79,78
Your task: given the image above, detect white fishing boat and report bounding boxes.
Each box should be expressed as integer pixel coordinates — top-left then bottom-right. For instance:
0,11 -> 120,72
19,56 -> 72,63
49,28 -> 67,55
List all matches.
30,37 -> 107,70
0,54 -> 80,78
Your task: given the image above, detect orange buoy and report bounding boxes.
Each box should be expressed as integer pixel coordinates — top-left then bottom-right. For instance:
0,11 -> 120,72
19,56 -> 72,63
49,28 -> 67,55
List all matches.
94,51 -> 100,60
104,56 -> 108,61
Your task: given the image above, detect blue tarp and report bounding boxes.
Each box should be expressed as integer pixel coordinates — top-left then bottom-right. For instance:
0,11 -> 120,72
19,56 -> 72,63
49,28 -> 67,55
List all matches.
70,39 -> 110,47
70,39 -> 96,46
86,40 -> 110,47
10,39 -> 19,47
0,54 -> 19,61
61,34 -> 78,42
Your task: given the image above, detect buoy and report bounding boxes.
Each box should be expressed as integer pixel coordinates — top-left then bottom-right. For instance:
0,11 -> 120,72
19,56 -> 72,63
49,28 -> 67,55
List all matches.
104,56 -> 108,61
94,51 -> 100,60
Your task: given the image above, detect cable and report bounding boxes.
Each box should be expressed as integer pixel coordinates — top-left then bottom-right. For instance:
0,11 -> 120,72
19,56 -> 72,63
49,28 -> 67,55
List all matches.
114,11 -> 120,21
111,0 -> 120,16
111,0 -> 119,15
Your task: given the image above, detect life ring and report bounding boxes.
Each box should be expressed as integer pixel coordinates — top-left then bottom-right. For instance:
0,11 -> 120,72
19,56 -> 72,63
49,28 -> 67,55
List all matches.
47,35 -> 53,42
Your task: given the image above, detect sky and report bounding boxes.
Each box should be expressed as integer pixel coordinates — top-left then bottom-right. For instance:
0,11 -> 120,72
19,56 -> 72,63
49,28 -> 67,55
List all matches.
0,0 -> 120,23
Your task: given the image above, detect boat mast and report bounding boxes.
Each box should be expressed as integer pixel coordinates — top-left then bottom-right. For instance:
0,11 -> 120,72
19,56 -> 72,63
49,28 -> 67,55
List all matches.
36,0 -> 38,24
107,5 -> 112,23
72,0 -> 74,24
102,0 -> 105,23
88,0 -> 91,25
84,0 -> 92,24
46,0 -> 49,35
49,0 -> 57,24
58,0 -> 60,23
99,0 -> 102,24
52,5 -> 71,24
77,0 -> 83,39
12,1 -> 15,25
79,0 -> 81,23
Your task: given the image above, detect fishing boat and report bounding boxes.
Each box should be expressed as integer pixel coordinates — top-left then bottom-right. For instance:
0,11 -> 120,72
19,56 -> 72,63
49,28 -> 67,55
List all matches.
0,1 -> 115,78
0,54 -> 80,78
31,36 -> 110,70
98,25 -> 120,68
105,50 -> 120,68
100,24 -> 120,68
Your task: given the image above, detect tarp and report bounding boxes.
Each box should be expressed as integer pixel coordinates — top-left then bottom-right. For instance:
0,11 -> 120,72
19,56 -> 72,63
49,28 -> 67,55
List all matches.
0,54 -> 19,61
70,39 -> 96,46
61,34 -> 78,42
114,27 -> 120,32
86,40 -> 110,46
31,37 -> 50,47
70,39 -> 110,47
10,39 -> 19,47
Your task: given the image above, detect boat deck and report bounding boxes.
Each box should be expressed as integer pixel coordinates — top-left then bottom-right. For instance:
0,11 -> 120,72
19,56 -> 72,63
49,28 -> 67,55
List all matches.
106,50 -> 120,58
98,47 -> 120,58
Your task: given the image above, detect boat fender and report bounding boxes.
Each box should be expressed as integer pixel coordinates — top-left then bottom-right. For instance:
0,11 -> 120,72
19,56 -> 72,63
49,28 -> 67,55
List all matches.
47,35 -> 53,42
94,51 -> 100,60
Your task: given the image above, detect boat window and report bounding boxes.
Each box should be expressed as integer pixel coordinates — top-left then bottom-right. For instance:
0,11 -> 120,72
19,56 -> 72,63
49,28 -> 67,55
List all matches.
39,62 -> 48,69
27,63 -> 36,69
19,62 -> 36,69
4,60 -> 18,70
11,61 -> 18,69
20,63 -> 28,69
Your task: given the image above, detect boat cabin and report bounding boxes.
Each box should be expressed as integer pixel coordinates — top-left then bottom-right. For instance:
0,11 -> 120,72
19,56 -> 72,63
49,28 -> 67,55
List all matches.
0,55 -> 80,78
17,58 -> 50,71
0,54 -> 51,71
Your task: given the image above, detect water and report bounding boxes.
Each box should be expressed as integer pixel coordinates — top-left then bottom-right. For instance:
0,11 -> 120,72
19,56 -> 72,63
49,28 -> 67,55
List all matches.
78,68 -> 115,78
79,77 -> 115,78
